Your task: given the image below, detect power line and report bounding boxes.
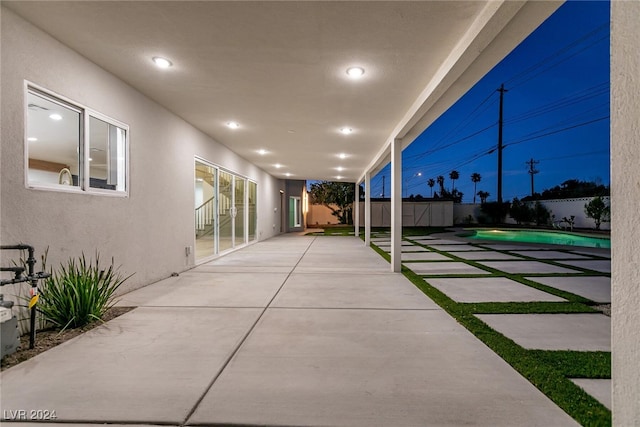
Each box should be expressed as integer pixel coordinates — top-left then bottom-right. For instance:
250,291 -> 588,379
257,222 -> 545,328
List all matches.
504,116 -> 609,149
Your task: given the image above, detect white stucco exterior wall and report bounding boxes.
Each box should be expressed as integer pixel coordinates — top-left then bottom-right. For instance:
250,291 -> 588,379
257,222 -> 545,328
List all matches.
0,8 -> 283,294
611,1 -> 640,424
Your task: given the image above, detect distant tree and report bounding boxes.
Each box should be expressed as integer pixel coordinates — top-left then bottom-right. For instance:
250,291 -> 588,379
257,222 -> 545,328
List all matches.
584,196 -> 610,230
509,197 -> 534,225
480,201 -> 510,224
427,178 -> 435,197
436,175 -> 445,195
309,181 -> 355,224
477,191 -> 490,204
449,170 -> 460,191
533,201 -> 551,226
471,173 -> 482,203
525,179 -> 610,201
439,188 -> 464,203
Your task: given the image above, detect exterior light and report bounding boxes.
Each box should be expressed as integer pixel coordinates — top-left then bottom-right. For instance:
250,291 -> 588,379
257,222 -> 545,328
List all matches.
152,57 -> 172,68
227,121 -> 240,129
340,127 -> 353,135
346,67 -> 365,79
49,113 -> 62,121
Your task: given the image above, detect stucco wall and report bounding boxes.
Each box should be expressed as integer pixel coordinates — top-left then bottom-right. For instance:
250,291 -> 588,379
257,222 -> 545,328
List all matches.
308,204 -> 342,226
455,198 -> 611,230
357,201 -> 453,227
611,1 -> 640,423
0,8 -> 283,300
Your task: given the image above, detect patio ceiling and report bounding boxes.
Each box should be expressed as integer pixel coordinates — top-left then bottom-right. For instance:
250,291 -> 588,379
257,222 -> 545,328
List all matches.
4,1 -> 561,183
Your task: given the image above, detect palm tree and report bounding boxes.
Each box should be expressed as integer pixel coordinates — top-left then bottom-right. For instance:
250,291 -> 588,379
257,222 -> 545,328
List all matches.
471,173 -> 482,203
449,170 -> 459,191
478,190 -> 490,204
436,175 -> 445,195
427,178 -> 435,197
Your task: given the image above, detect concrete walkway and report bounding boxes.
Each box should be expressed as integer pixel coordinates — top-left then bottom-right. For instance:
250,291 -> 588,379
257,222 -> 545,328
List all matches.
0,235 -> 577,426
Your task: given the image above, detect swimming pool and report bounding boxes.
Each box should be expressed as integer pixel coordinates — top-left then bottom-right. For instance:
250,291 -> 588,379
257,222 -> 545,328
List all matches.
465,229 -> 610,249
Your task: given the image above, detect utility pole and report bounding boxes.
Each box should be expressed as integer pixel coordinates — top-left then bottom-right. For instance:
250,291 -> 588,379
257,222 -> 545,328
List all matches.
381,175 -> 385,198
497,83 -> 508,204
526,158 -> 540,197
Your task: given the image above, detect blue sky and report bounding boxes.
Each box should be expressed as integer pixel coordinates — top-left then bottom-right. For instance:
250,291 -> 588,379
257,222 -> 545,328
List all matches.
370,0 -> 610,202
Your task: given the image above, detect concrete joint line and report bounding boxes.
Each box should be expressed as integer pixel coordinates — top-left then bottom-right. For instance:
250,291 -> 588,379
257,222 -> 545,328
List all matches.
181,237 -> 317,426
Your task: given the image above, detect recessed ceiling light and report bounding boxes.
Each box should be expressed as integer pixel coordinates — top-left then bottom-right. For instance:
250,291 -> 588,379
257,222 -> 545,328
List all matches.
227,121 -> 240,129
338,153 -> 347,159
346,67 -> 365,79
274,164 -> 283,169
152,57 -> 172,69
257,149 -> 267,155
336,176 -> 343,180
336,166 -> 344,172
49,113 -> 62,121
340,127 -> 353,135
27,137 -> 38,142
285,173 -> 292,177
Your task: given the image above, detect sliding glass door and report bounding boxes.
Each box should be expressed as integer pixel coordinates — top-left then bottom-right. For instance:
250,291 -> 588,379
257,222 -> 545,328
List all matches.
218,170 -> 234,253
194,159 -> 256,261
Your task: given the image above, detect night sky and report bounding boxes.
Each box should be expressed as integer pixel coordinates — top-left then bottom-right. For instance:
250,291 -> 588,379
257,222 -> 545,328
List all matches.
370,0 -> 610,202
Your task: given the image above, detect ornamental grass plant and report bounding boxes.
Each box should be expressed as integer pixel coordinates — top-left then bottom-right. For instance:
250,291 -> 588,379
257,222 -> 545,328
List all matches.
38,253 -> 132,330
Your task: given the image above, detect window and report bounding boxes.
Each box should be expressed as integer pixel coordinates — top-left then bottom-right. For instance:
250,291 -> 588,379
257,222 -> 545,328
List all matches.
26,85 -> 128,195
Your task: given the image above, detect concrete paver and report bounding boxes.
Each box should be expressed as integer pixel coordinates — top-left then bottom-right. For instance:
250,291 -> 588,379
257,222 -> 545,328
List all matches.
402,251 -> 451,261
406,261 -> 491,275
556,259 -> 611,273
453,251 -> 523,260
478,260 -> 581,274
570,378 -> 612,410
0,307 -> 262,423
117,272 -> 288,308
189,308 -> 577,426
510,250 -> 591,260
526,276 -> 611,303
477,244 -> 556,251
427,244 -> 488,251
476,313 -> 611,351
422,239 -> 469,245
569,249 -> 611,259
426,277 -> 565,303
271,273 -> 438,309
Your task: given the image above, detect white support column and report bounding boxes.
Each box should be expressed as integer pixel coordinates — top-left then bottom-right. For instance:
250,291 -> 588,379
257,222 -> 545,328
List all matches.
354,182 -> 360,237
391,138 -> 402,272
365,172 -> 371,246
612,1 -> 640,423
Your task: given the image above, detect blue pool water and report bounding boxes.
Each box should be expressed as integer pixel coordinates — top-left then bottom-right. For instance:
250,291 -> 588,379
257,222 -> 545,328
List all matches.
466,229 -> 610,249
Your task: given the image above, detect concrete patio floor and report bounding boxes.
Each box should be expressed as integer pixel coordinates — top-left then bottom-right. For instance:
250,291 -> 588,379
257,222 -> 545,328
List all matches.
0,235 -> 579,426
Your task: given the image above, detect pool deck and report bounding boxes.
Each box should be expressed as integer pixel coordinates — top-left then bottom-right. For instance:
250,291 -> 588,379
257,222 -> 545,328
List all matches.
0,232 -> 610,425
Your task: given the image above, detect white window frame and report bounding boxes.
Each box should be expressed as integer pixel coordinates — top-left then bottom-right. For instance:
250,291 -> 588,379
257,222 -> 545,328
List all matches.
24,82 -> 130,197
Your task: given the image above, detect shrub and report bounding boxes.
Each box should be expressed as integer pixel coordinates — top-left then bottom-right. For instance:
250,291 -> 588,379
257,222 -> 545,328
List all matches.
584,196 -> 610,230
533,201 -> 551,226
509,198 -> 533,224
480,201 -> 510,224
38,253 -> 132,330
